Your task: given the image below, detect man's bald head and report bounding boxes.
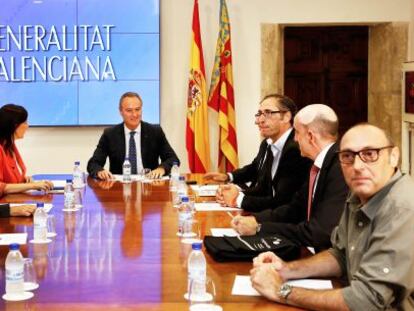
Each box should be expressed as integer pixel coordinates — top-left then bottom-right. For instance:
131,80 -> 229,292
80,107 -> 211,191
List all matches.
295,104 -> 338,139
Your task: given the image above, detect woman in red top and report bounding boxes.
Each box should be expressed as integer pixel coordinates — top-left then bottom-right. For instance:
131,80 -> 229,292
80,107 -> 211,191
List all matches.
0,104 -> 53,194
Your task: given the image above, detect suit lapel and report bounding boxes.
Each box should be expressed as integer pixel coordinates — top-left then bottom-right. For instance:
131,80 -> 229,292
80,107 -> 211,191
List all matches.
272,130 -> 295,182
140,122 -> 148,167
312,142 -> 338,204
118,124 -> 126,161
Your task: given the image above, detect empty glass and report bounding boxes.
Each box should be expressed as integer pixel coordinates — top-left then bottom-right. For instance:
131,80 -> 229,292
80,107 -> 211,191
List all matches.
74,187 -> 84,209
46,214 -> 57,238
188,277 -> 222,311
140,168 -> 151,180
23,258 -> 39,291
181,219 -> 201,245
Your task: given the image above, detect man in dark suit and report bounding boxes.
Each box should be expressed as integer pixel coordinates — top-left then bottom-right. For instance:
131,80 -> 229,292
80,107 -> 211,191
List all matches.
205,94 -> 311,212
87,92 -> 179,180
232,104 -> 348,252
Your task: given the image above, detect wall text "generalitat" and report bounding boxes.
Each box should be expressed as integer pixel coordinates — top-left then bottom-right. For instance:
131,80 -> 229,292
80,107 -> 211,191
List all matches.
0,25 -> 117,82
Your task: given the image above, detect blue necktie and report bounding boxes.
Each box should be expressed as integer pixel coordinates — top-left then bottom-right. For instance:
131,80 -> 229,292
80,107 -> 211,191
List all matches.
129,131 -> 137,174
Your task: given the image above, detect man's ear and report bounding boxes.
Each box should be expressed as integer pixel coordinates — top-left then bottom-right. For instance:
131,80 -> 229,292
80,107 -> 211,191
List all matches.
389,146 -> 400,168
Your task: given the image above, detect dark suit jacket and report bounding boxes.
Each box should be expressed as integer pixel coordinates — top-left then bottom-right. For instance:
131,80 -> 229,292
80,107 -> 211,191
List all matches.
254,142 -> 348,252
232,130 -> 311,212
87,122 -> 180,177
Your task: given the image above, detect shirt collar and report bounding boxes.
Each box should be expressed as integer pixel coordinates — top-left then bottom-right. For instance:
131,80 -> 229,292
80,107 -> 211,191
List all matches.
124,123 -> 141,136
347,170 -> 403,220
266,127 -> 293,153
313,142 -> 335,169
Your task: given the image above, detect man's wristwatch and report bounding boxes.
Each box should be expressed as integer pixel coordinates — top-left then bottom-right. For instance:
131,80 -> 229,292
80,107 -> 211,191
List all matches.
278,283 -> 293,300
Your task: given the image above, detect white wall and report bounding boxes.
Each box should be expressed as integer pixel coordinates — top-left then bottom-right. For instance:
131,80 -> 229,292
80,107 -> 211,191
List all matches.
19,0 -> 413,175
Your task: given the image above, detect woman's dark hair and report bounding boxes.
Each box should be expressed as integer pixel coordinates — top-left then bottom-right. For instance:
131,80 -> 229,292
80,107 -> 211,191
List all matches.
0,104 -> 28,154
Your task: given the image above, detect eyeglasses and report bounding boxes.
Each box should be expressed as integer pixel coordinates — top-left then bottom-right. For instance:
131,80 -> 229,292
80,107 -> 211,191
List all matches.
337,146 -> 394,164
254,110 -> 287,119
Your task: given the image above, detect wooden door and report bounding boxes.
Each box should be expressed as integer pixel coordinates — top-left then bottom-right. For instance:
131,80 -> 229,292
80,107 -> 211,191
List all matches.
284,26 -> 368,135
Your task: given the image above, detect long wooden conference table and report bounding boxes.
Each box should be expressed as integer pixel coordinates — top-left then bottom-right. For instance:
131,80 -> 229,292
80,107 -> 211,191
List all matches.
0,174 -> 309,310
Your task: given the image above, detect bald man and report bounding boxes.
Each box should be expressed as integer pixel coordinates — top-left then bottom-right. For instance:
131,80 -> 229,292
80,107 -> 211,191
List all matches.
232,104 -> 348,252
250,123 -> 414,311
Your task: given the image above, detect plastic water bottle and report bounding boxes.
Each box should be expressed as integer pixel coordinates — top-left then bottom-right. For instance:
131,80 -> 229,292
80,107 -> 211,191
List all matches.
72,161 -> 84,188
64,179 -> 75,210
33,203 -> 47,241
169,161 -> 180,191
178,196 -> 192,236
123,157 -> 132,183
5,243 -> 24,297
187,241 -> 206,297
173,176 -> 188,207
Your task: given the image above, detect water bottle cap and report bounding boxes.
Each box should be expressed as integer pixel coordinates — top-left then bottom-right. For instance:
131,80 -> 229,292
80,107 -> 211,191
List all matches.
191,242 -> 202,250
124,157 -> 129,160
74,161 -> 80,165
9,243 -> 20,251
66,179 -> 73,183
181,196 -> 189,202
179,176 -> 185,181
36,203 -> 44,208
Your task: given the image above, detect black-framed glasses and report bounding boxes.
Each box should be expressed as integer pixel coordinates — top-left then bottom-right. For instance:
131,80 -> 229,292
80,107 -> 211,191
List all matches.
337,146 -> 394,164
254,109 -> 287,119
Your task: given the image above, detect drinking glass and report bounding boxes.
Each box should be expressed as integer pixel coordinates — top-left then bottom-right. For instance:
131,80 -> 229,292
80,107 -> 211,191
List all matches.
23,258 -> 39,291
74,187 -> 84,209
188,277 -> 222,311
181,219 -> 201,244
46,214 -> 57,238
140,168 -> 151,180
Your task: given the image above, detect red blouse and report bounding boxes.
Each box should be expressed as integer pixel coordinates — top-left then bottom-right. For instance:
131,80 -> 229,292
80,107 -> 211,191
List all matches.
0,143 -> 26,184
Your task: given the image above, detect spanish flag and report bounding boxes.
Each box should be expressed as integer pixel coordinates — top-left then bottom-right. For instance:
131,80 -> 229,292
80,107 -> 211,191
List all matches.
208,0 -> 239,172
186,0 -> 211,173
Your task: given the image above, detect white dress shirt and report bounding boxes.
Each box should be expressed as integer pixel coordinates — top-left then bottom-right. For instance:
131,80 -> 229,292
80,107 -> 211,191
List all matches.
235,128 -> 293,207
311,142 -> 335,198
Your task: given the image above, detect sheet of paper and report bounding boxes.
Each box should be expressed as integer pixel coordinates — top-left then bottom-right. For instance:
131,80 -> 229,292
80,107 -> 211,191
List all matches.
51,180 -> 66,189
0,233 -> 28,246
210,228 -> 239,237
113,175 -> 169,182
190,185 -> 219,197
194,203 -> 239,212
10,203 -> 53,213
232,275 -> 333,296
231,275 -> 260,296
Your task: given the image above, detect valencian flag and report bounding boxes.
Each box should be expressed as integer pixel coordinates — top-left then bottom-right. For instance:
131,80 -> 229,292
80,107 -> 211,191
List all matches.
186,0 -> 211,173
208,0 -> 239,172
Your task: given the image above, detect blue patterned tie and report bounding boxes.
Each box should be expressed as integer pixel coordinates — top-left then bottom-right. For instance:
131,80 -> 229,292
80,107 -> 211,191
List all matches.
129,131 -> 137,174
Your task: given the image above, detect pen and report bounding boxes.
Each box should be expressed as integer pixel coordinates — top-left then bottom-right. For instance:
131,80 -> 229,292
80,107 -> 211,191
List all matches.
226,211 -> 234,219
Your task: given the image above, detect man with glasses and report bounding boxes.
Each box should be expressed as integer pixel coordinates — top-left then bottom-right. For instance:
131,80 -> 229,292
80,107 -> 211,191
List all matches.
204,94 -> 311,212
250,123 -> 414,310
231,104 -> 348,252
